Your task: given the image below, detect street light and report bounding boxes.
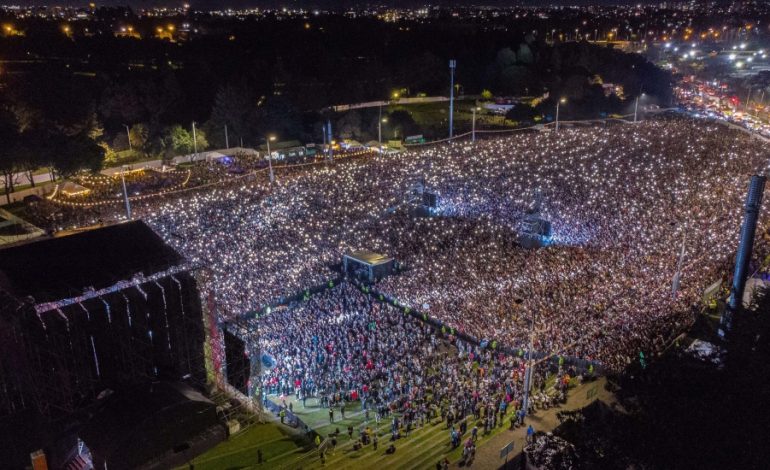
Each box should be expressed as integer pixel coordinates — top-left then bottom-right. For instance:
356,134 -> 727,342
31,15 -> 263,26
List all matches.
449,59 -> 457,138
266,135 -> 276,184
378,117 -> 388,153
555,97 -> 566,132
191,122 -> 197,163
634,93 -> 645,123
745,87 -> 752,110
124,124 -> 132,151
120,165 -> 132,220
521,307 -> 536,422
472,106 -> 481,143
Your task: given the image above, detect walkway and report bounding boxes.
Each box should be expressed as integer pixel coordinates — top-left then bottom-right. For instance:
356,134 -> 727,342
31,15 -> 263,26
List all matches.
0,207 -> 45,245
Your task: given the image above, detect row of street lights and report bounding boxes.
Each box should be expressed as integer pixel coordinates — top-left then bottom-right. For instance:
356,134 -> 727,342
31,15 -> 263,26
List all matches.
133,92 -> 640,196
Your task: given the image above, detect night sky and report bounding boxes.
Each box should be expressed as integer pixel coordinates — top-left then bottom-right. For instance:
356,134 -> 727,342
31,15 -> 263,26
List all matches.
6,0 -> 660,8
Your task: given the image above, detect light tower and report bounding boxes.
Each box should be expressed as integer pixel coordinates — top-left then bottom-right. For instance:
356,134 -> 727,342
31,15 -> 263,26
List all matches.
449,59 -> 456,138
720,174 -> 767,337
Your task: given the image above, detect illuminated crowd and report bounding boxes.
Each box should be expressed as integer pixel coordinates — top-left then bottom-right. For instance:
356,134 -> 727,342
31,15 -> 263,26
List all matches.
83,116 -> 769,371
255,283 -> 561,427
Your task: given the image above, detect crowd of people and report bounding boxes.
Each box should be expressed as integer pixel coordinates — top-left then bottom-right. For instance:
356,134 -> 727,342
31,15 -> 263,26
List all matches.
29,116 -> 770,371
254,283 -> 566,440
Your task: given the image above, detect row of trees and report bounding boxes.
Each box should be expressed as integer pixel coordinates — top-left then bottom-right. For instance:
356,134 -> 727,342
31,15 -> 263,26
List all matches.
0,16 -> 674,202
0,104 -> 104,203
0,12 -> 674,146
120,123 -> 209,162
0,94 -> 217,203
492,40 -> 673,121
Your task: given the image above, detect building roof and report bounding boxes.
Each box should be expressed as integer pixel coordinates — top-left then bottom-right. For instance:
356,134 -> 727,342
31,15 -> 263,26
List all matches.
345,250 -> 393,266
0,221 -> 182,303
80,381 -> 218,469
257,139 -> 303,151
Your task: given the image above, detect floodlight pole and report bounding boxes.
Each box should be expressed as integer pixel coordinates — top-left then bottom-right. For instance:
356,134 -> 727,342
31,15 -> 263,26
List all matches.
266,137 -> 274,184
449,59 -> 456,138
225,124 -> 229,149
378,105 -> 383,151
124,124 -> 132,151
721,174 -> 767,336
121,169 -> 132,220
191,121 -> 197,163
745,87 -> 752,110
522,308 -> 536,419
634,96 -> 640,123
472,107 -> 477,143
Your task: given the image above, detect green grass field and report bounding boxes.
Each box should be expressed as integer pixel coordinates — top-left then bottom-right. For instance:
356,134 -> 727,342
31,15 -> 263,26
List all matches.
183,421 -> 307,470
185,389 -> 533,470
384,100 -> 518,138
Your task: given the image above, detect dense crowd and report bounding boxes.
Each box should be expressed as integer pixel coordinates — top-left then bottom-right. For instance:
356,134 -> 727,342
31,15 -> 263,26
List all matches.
255,283 -> 565,433
42,116 -> 770,371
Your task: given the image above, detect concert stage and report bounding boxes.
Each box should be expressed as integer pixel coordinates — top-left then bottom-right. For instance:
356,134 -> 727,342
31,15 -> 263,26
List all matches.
0,221 -> 216,469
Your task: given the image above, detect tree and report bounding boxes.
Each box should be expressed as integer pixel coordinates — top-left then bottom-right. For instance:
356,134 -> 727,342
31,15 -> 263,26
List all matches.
0,108 -> 21,203
384,110 -> 419,140
194,128 -> 209,153
99,142 -> 119,165
15,129 -> 52,189
167,125 -> 194,155
495,48 -> 517,69
50,133 -> 105,179
98,72 -> 182,130
481,89 -> 494,100
505,104 -> 538,123
209,81 -> 258,147
9,67 -> 99,137
129,123 -> 151,156
494,47 -> 536,95
337,111 -> 363,140
561,74 -> 590,100
257,96 -> 302,141
517,43 -> 534,65
166,125 -> 208,157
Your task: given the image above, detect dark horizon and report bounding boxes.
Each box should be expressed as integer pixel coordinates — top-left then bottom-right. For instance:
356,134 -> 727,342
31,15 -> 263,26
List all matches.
1,0 -> 682,9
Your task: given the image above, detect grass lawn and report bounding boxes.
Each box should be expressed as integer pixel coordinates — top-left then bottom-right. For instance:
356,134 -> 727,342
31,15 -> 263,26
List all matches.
266,393 -> 528,470
185,368 -> 570,469
384,100 -> 518,138
182,421 -> 307,470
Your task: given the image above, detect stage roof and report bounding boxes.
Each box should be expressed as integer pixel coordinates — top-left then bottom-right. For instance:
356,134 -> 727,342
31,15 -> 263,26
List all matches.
345,250 -> 393,266
80,381 -> 218,469
0,221 -> 183,303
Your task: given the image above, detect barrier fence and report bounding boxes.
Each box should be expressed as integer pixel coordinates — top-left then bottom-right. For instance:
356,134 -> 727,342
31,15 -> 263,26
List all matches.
352,280 -> 604,376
